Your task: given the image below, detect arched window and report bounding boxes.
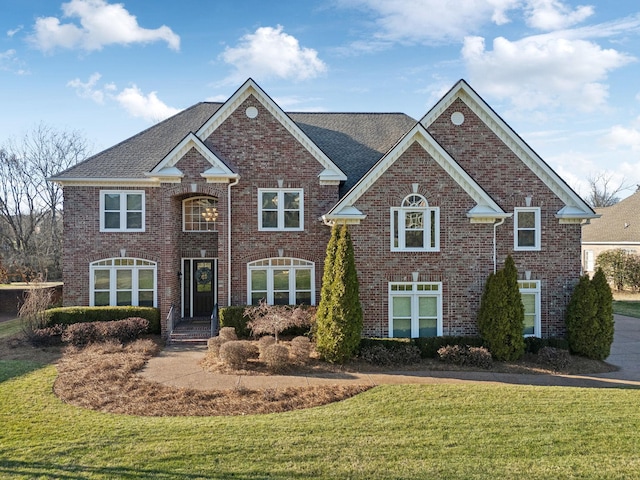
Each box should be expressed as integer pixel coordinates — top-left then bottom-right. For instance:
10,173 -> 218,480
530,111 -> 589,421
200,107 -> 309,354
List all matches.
247,258 -> 314,306
183,196 -> 218,232
391,194 -> 439,251
90,258 -> 157,307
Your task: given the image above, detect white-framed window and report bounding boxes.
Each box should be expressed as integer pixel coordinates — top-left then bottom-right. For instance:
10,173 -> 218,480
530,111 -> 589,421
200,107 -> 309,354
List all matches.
583,250 -> 595,272
258,189 -> 303,231
247,257 -> 314,305
391,194 -> 439,251
100,191 -> 145,232
519,280 -> 541,337
183,196 -> 218,232
90,258 -> 157,307
514,207 -> 541,251
388,282 -> 442,338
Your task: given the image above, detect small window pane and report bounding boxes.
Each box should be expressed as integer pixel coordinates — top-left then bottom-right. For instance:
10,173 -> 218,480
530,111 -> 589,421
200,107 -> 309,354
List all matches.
405,231 -> 424,248
251,270 -> 267,290
251,292 -> 266,305
127,194 -> 142,210
393,210 -> 399,248
418,296 -> 437,317
295,269 -> 311,290
116,270 -> 132,289
273,269 -> 289,290
138,269 -> 154,290
273,291 -> 289,305
104,193 -> 120,211
104,212 -> 120,229
392,319 -> 411,338
127,212 -> 142,229
284,211 -> 300,228
94,270 -> 110,290
117,291 -> 132,306
94,292 -> 110,306
392,296 -> 411,317
518,231 -> 535,247
418,318 -> 437,337
262,211 -> 278,228
518,211 -> 536,228
284,192 -> 299,209
295,291 -> 311,305
138,291 -> 154,307
262,192 -> 278,209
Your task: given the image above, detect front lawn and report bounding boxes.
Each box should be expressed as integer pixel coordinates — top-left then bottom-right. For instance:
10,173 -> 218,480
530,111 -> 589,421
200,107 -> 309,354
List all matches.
1,361 -> 640,479
613,301 -> 640,319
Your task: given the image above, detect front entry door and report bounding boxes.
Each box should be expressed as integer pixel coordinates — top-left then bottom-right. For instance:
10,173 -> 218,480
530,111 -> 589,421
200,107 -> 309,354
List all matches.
182,258 -> 217,318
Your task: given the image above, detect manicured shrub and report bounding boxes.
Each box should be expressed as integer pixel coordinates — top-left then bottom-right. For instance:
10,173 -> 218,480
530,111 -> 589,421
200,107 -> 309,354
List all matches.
44,306 -> 160,334
29,324 -> 65,346
359,342 -> 421,366
477,256 -> 525,361
289,336 -> 312,364
218,340 -> 258,369
315,224 -> 363,363
218,306 -> 251,338
566,270 -> 613,360
437,345 -> 493,369
206,336 -> 228,359
412,336 -> 484,358
537,346 -> 571,371
262,343 -> 290,372
524,336 -> 570,354
61,317 -> 149,347
218,326 -> 238,341
257,335 -> 276,360
244,301 -> 315,342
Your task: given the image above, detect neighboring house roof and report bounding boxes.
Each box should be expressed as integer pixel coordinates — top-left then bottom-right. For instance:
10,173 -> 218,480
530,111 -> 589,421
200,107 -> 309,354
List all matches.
582,190 -> 640,244
421,80 -> 598,223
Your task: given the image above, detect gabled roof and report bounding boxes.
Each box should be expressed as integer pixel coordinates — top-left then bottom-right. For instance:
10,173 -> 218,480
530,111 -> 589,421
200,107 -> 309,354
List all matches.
582,190 -> 640,244
421,79 -> 598,223
323,123 -> 509,224
196,78 -> 347,185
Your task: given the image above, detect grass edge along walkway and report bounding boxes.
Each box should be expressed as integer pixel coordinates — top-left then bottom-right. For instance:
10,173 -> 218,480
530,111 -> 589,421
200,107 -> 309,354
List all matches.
1,361 -> 640,479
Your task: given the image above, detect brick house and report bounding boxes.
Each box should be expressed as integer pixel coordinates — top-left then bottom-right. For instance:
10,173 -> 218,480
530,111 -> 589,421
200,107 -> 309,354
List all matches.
50,79 -> 597,340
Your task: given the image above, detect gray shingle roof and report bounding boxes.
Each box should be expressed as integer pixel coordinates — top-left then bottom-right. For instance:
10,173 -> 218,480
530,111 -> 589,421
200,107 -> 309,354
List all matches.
582,190 -> 640,243
52,103 -> 416,195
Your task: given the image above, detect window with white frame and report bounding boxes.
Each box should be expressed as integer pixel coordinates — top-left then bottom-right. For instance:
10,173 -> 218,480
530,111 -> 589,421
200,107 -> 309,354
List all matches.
183,196 -> 218,232
388,282 -> 442,338
519,280 -> 541,337
258,189 -> 303,231
100,191 -> 145,232
514,207 -> 541,251
90,258 -> 156,307
583,250 -> 595,272
247,258 -> 314,305
391,194 -> 439,251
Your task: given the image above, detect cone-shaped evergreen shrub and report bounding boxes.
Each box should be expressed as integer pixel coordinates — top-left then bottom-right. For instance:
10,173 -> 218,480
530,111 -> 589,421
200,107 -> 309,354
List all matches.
477,255 -> 525,361
567,269 -> 614,360
315,224 -> 363,363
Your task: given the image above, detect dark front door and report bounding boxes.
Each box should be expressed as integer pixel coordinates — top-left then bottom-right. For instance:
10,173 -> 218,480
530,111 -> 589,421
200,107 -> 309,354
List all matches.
183,258 -> 217,318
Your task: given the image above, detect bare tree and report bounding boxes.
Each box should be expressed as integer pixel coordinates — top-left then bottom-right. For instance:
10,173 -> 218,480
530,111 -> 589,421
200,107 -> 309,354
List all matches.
585,172 -> 634,208
0,123 -> 90,280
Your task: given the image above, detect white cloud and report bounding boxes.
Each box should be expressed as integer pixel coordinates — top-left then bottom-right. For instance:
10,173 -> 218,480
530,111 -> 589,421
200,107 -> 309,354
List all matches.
29,0 -> 180,53
7,26 -> 23,37
67,73 -> 181,122
462,34 -> 634,111
0,49 -> 28,75
338,0 -> 520,45
524,0 -> 594,31
220,25 -> 326,83
602,125 -> 640,151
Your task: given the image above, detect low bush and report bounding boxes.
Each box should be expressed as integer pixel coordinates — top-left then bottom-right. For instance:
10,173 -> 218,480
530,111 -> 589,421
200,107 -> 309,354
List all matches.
537,346 -> 571,371
359,340 -> 421,367
262,344 -> 290,372
206,336 -> 228,359
437,345 -> 493,369
524,336 -> 570,354
413,336 -> 484,358
218,327 -> 238,341
30,324 -> 65,346
61,317 -> 149,347
44,306 -> 160,334
218,340 -> 258,369
257,335 -> 276,360
218,306 -> 251,338
290,336 -> 312,364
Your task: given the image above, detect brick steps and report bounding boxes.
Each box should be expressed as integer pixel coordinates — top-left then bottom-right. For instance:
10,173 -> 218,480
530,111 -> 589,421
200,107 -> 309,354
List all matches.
169,322 -> 213,345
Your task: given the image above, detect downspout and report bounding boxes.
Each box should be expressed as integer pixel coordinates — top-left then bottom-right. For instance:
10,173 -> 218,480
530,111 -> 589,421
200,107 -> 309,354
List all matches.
493,217 -> 506,274
227,176 -> 240,307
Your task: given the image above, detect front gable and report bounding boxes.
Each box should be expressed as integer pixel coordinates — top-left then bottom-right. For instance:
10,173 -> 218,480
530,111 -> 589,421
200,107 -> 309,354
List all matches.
323,123 -> 509,224
421,80 -> 597,224
196,79 -> 347,185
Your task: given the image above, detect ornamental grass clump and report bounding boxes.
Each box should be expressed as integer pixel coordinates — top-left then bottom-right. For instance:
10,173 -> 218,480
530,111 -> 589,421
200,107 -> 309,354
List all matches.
218,340 -> 258,369
289,336 -> 312,364
258,335 -> 276,360
437,344 -> 493,369
262,343 -> 290,372
218,327 -> 238,341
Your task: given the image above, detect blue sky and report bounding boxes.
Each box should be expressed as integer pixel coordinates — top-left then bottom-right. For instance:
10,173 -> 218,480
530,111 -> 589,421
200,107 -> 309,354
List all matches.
2,0 -> 640,199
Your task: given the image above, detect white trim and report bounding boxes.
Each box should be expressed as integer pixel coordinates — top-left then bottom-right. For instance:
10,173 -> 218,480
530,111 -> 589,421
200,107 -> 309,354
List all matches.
324,123 -> 507,224
388,281 -> 443,338
258,188 -> 304,231
181,258 -> 218,318
99,190 -> 145,232
514,207 -> 541,251
247,257 -> 315,305
89,258 -> 157,307
420,80 -> 597,221
195,79 -> 346,184
518,280 -> 541,338
50,178 -> 159,187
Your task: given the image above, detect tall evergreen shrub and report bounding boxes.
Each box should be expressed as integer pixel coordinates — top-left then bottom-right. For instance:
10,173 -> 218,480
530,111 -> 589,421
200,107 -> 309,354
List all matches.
477,255 -> 525,361
315,223 -> 363,363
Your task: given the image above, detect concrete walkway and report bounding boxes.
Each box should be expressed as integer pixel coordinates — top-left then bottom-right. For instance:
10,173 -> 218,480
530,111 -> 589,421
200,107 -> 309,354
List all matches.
140,314 -> 640,390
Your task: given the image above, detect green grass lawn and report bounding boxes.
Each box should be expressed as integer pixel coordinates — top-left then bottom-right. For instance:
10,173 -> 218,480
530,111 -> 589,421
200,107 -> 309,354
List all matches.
1,362 -> 640,479
613,301 -> 640,318
0,317 -> 21,338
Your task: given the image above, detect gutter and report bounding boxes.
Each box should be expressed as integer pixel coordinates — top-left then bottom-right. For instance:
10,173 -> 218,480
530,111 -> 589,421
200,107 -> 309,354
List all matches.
227,176 -> 240,306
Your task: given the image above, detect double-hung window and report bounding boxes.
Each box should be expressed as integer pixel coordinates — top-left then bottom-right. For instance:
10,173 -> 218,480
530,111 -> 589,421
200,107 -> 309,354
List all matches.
391,194 -> 439,251
258,189 -> 303,231
514,207 -> 540,251
100,191 -> 145,232
248,258 -> 314,305
518,280 -> 541,337
90,258 -> 156,307
388,282 -> 442,338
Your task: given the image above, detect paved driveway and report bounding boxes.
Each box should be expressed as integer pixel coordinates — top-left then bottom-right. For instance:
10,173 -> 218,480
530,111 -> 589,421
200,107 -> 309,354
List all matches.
599,314 -> 640,382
